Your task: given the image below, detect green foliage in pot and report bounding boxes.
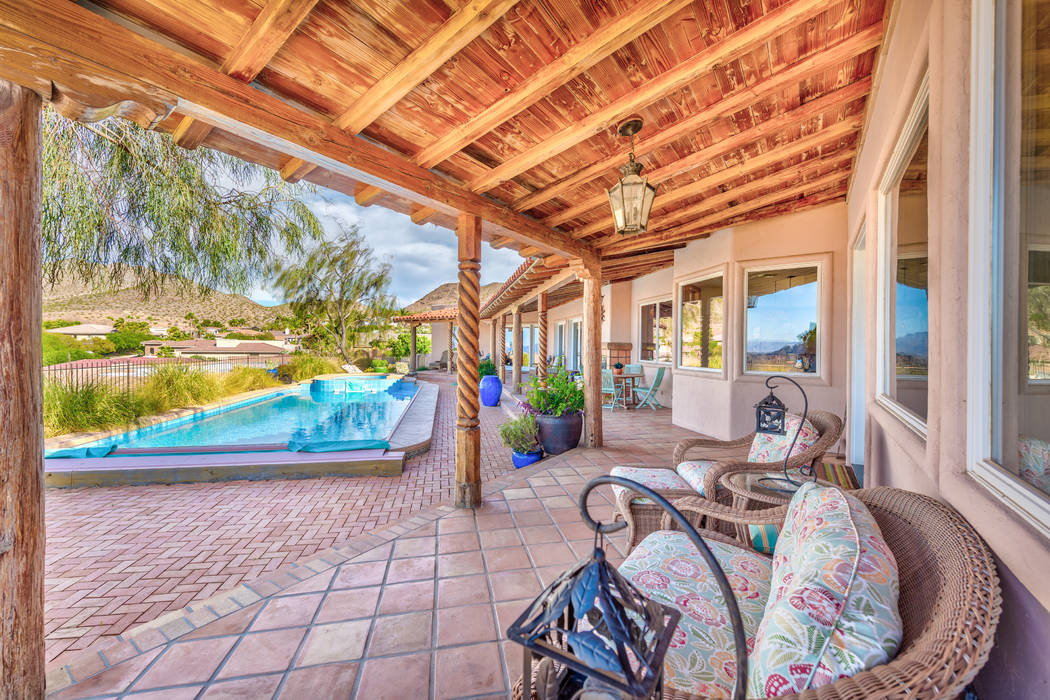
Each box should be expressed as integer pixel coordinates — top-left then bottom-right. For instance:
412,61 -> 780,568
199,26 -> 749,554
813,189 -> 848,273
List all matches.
613,362 -> 624,370
522,367 -> 584,417
498,413 -> 540,454
478,358 -> 497,377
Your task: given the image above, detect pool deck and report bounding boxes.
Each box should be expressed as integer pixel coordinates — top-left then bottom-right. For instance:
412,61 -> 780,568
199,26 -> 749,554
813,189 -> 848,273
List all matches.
42,375 -> 695,696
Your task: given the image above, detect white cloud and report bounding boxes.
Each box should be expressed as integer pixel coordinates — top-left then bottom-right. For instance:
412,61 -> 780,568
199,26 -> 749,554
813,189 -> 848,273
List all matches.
252,189 -> 523,307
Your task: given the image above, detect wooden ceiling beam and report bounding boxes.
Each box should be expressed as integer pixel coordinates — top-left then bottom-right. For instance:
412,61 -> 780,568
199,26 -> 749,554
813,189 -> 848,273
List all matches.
280,0 -> 520,182
354,184 -> 383,207
511,23 -> 883,213
598,173 -> 850,256
412,0 -> 693,169
0,0 -> 599,265
172,0 -> 318,149
466,0 -> 828,193
568,115 -> 862,239
411,205 -> 439,225
545,78 -> 871,228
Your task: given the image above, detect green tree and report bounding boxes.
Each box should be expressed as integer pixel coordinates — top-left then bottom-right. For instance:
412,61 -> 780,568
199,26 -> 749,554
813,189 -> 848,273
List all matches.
273,229 -> 398,362
386,326 -> 432,359
156,346 -> 175,358
227,317 -> 248,327
166,327 -> 192,340
42,108 -> 323,295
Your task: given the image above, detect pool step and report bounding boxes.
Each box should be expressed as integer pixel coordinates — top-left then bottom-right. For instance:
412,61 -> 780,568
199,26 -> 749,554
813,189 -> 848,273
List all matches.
44,449 -> 406,488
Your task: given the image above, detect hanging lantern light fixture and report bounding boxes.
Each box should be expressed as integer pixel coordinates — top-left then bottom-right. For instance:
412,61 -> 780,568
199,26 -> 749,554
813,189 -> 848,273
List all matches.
606,117 -> 657,236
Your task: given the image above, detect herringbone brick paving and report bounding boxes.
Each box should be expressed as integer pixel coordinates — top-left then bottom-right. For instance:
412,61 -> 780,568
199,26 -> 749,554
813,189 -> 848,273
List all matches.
44,375 -> 514,665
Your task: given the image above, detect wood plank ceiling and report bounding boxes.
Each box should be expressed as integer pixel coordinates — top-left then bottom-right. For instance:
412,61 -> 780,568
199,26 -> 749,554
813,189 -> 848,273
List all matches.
33,0 -> 887,283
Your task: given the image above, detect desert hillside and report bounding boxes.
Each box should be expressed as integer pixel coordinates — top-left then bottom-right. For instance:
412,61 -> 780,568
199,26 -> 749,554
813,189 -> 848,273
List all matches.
405,281 -> 502,313
43,267 -> 287,328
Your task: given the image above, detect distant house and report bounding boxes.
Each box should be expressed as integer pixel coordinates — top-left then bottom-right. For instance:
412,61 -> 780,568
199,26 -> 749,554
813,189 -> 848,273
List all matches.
48,323 -> 115,341
141,338 -> 290,359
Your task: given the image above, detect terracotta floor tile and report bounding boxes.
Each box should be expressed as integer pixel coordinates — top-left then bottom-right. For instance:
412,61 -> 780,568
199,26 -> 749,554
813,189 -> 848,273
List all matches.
333,561 -> 388,589
437,574 -> 490,608
511,510 -> 555,526
392,535 -> 436,559
378,580 -> 435,615
366,611 -> 432,656
519,525 -> 562,545
483,545 -> 532,572
216,628 -> 305,678
279,661 -> 357,698
436,604 -> 496,647
297,620 -> 371,666
132,637 -> 237,689
479,528 -> 522,549
50,648 -> 162,699
488,570 -> 542,602
527,542 -> 577,568
437,531 -> 480,554
182,602 -> 263,641
385,556 -> 436,584
558,521 -> 599,540
315,587 -> 381,623
276,570 -> 334,597
494,599 -> 533,639
434,642 -> 505,699
475,513 -> 514,529
125,687 -> 203,700
437,517 -> 476,535
507,498 -> 544,512
350,542 -> 393,562
355,652 -> 430,700
251,593 -> 323,631
436,550 -> 485,577
199,674 -> 282,698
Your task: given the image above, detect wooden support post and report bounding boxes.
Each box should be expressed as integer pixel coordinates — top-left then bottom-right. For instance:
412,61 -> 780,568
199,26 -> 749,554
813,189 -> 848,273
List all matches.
700,295 -> 710,368
489,317 -> 497,364
454,213 -> 482,508
499,315 -> 507,384
447,321 -> 454,374
538,293 -> 549,386
409,324 -> 417,372
581,269 -> 603,448
0,79 -> 44,696
512,309 -> 523,393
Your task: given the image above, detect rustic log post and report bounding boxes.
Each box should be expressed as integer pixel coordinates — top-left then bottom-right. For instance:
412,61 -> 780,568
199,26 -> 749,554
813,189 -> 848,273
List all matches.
512,308 -> 523,393
499,314 -> 507,384
538,292 -> 549,386
447,321 -> 454,374
454,213 -> 482,508
580,267 -> 603,448
409,323 -> 418,371
0,79 -> 44,696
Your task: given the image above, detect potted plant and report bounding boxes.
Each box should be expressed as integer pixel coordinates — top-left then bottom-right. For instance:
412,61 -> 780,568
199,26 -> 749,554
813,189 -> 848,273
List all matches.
612,361 -> 624,375
478,357 -> 501,406
499,413 -> 542,468
520,367 -> 585,455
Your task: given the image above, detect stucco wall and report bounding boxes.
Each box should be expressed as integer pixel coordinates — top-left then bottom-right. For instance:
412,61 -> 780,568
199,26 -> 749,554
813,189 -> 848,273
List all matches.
846,0 -> 1050,695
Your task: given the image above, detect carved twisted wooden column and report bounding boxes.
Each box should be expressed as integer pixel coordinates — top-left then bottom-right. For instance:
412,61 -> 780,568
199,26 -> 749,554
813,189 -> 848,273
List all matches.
578,264 -> 603,448
0,79 -> 44,695
447,321 -> 454,374
499,314 -> 507,384
538,292 -> 549,386
454,214 -> 482,507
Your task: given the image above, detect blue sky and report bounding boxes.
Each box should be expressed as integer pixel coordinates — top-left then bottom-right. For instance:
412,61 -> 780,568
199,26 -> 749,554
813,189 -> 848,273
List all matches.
895,283 -> 929,337
248,189 -> 524,307
747,283 -> 818,347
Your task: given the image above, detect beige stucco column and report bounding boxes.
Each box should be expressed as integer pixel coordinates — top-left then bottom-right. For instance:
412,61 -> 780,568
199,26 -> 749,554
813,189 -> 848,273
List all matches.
409,323 -> 417,371
512,308 -> 522,393
538,292 -> 549,386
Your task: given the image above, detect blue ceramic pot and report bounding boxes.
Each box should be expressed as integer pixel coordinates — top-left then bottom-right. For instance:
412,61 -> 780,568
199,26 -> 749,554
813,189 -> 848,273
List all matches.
511,449 -> 543,469
479,374 -> 502,406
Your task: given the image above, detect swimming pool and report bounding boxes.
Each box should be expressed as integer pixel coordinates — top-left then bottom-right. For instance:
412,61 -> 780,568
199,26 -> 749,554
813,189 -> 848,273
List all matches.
59,376 -> 418,455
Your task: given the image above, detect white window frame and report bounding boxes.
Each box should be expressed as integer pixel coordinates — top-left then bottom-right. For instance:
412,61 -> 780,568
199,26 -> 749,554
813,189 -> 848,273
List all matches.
875,72 -> 930,439
554,321 -> 566,364
675,266 -> 728,376
738,256 -> 829,382
638,297 -> 673,365
967,0 -> 1050,538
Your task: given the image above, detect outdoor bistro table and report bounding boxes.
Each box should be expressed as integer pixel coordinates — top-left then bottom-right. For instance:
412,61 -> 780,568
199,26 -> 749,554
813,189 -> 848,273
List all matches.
722,469 -> 837,545
613,371 -> 644,408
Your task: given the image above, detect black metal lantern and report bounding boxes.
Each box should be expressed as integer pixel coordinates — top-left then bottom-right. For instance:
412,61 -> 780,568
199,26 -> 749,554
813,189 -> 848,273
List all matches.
508,476 -> 747,700
754,375 -> 816,493
606,118 -> 657,236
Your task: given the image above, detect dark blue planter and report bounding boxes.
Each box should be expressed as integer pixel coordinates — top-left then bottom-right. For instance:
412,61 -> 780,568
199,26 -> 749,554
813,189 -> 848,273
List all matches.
479,375 -> 502,406
536,412 -> 583,455
511,449 -> 543,469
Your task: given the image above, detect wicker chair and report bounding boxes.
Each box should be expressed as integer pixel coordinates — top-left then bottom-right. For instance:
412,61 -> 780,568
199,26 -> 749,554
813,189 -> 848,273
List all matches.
615,410 -> 843,549
515,487 -> 1002,700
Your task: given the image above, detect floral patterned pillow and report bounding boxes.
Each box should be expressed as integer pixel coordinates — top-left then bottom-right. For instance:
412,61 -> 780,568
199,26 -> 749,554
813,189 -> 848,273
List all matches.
747,414 -> 821,464
1019,436 -> 1050,496
747,483 -> 902,697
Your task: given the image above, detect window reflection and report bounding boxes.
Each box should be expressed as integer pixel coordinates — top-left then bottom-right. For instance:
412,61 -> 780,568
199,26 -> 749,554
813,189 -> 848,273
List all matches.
745,266 -> 818,374
640,300 -> 672,362
679,277 -> 723,369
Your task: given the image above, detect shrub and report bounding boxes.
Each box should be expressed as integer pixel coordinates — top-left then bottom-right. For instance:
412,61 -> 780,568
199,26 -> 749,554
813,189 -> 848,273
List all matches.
220,367 -> 281,394
521,367 -> 584,417
43,319 -> 79,329
84,337 -> 117,355
138,365 -> 219,409
42,332 -> 93,366
369,359 -> 389,373
498,414 -> 540,454
44,381 -> 141,436
276,354 -> 341,382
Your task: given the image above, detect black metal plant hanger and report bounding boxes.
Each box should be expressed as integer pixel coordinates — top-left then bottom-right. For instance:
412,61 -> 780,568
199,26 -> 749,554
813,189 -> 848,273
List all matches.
756,374 -> 816,494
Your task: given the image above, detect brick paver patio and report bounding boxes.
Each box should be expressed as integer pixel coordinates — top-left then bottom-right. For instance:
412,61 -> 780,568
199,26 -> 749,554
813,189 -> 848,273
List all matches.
45,380 -> 697,698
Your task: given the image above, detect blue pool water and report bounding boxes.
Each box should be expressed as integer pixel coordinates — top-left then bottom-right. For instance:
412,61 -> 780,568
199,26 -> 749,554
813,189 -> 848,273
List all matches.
74,377 -> 418,451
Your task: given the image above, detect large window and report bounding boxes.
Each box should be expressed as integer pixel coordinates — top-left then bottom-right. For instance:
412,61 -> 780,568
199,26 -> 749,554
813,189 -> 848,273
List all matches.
679,276 -> 724,370
969,0 -> 1050,534
744,265 -> 819,374
878,81 -> 929,427
640,300 -> 672,362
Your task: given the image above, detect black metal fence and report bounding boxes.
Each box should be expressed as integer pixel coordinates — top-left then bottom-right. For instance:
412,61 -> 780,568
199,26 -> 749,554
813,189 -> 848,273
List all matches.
42,354 -> 291,395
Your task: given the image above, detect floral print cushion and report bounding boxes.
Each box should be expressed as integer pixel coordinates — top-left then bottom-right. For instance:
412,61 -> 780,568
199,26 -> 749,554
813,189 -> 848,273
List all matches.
747,415 -> 821,464
609,466 -> 692,505
620,531 -> 773,699
675,460 -> 716,495
1019,436 -> 1050,496
747,482 -> 902,697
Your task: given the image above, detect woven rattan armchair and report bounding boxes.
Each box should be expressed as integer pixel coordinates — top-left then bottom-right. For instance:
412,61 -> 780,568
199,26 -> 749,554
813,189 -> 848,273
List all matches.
516,487 -> 1002,700
615,410 -> 843,549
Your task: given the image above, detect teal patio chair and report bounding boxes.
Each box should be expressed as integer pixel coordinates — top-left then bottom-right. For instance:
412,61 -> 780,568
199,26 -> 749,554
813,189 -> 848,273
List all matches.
601,369 -> 622,410
634,366 -> 666,409
626,363 -> 642,374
